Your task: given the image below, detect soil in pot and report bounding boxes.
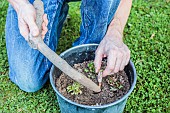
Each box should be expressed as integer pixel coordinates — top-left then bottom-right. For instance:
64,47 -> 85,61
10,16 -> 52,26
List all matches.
55,60 -> 130,106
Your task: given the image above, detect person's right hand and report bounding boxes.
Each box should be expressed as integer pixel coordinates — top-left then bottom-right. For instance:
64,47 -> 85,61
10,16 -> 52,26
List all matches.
16,2 -> 48,40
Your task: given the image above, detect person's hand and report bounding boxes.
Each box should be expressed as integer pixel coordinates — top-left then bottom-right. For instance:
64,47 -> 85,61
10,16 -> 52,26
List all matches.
94,29 -> 130,77
16,2 -> 48,40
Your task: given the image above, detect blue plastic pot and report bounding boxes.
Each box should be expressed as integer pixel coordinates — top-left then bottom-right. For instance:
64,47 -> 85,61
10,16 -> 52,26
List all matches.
50,44 -> 137,113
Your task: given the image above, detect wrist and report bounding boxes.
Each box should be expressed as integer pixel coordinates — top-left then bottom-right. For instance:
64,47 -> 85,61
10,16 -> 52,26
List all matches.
109,17 -> 124,35
105,24 -> 123,41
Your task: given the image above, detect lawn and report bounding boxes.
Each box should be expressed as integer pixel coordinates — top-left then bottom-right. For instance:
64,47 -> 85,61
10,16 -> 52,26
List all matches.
0,0 -> 169,113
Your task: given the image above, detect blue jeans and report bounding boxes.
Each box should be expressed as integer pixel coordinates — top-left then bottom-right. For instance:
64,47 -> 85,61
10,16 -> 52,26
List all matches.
5,0 -> 120,92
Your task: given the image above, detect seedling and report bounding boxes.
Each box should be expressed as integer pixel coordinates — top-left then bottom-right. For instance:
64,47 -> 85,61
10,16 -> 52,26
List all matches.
106,77 -> 114,86
110,86 -> 118,91
67,82 -> 83,95
115,82 -> 123,89
106,76 -> 124,90
87,73 -> 95,79
83,61 -> 96,79
87,62 -> 95,73
84,68 -> 89,73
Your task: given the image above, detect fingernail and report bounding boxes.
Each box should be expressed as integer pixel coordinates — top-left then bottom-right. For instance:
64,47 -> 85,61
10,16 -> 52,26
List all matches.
95,68 -> 98,73
95,69 -> 97,73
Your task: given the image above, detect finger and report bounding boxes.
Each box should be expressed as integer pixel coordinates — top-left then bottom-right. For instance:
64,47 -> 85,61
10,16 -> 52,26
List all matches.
103,51 -> 116,77
42,34 -> 45,39
94,49 -> 103,73
41,29 -> 48,37
26,17 -> 39,37
124,45 -> 130,65
42,22 -> 46,30
42,22 -> 48,33
43,14 -> 48,26
120,51 -> 126,71
42,22 -> 48,36
18,20 -> 29,40
103,54 -> 107,58
113,52 -> 123,73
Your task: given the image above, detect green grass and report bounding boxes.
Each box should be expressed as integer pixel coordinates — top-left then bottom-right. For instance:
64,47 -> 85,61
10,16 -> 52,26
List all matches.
0,0 -> 169,112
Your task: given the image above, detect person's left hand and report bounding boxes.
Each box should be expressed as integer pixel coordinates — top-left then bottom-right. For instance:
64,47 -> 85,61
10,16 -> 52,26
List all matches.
94,29 -> 130,77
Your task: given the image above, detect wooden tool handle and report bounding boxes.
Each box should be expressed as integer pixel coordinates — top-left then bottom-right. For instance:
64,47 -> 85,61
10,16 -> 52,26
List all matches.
38,43 -> 101,92
33,0 -> 44,34
28,0 -> 44,49
32,0 -> 101,92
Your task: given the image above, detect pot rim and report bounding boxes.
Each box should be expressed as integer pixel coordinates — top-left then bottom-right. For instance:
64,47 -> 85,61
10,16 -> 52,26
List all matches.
50,44 -> 137,109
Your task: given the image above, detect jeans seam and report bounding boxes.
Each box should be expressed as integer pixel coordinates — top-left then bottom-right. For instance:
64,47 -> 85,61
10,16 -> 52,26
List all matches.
79,5 -> 90,44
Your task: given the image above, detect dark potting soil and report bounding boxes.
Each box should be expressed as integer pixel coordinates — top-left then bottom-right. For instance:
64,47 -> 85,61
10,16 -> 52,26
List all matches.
55,60 -> 130,106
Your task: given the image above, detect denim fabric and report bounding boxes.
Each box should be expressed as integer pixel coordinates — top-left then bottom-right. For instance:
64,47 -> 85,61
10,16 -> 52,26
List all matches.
5,0 -> 120,92
73,0 -> 120,46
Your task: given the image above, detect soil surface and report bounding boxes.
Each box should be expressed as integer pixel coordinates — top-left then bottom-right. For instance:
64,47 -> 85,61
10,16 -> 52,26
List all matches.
55,60 -> 130,106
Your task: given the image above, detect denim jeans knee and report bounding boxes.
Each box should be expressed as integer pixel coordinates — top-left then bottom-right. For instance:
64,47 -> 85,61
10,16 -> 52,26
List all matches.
73,0 -> 120,46
5,0 -> 68,92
